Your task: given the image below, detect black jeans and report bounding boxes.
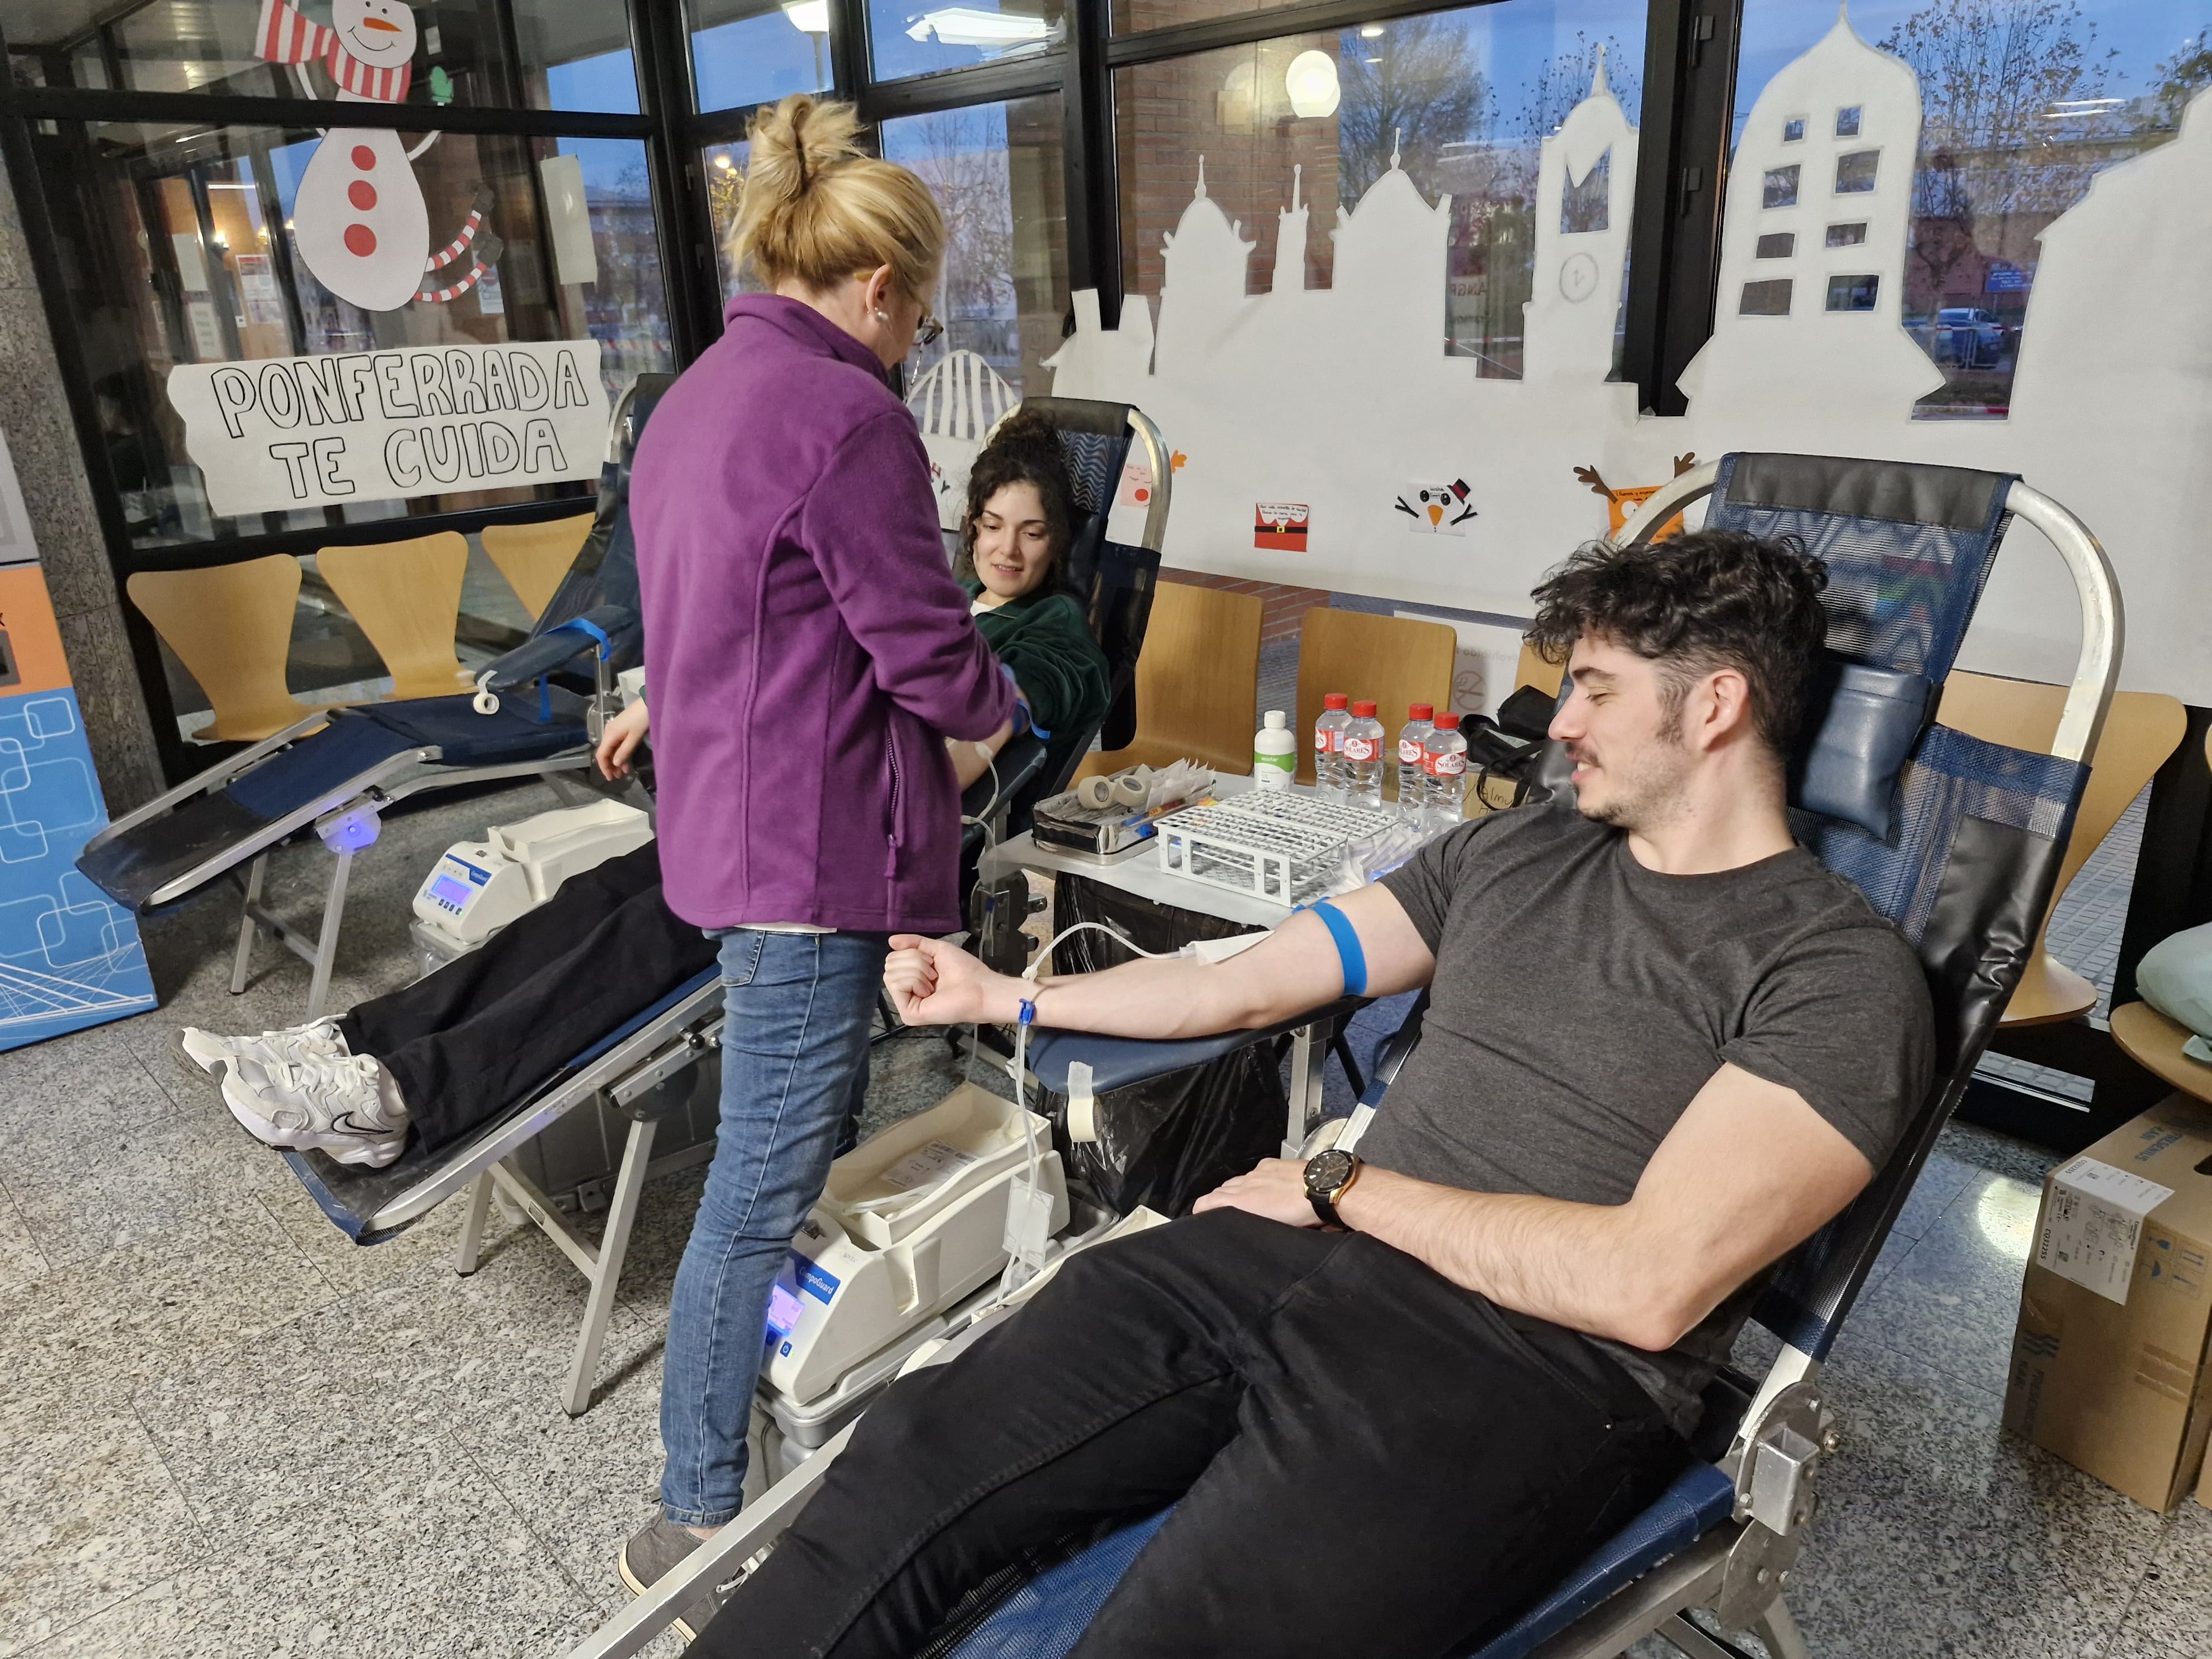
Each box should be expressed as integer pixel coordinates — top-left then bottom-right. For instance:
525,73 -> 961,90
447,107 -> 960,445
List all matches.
698,1208 -> 1688,1659
336,841 -> 717,1154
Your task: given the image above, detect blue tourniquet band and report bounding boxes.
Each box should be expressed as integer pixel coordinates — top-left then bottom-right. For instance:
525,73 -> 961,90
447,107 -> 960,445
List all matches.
1309,899 -> 1366,996
552,615 -> 613,656
1000,664 -> 1051,740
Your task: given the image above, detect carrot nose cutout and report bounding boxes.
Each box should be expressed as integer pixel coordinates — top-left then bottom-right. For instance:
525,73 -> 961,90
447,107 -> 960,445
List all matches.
362,15 -> 401,28
1427,502 -> 1443,526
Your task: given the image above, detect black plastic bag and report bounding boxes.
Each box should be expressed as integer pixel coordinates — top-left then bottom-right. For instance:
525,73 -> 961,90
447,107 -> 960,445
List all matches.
1031,874 -> 1288,1217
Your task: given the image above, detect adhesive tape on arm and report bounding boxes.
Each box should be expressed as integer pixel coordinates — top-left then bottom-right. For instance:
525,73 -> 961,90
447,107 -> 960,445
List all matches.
1067,1061 -> 1098,1142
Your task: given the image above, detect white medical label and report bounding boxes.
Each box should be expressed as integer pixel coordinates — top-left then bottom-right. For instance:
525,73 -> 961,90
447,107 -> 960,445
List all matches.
1003,1178 -> 1056,1271
877,1140 -> 979,1193
2036,1155 -> 2174,1306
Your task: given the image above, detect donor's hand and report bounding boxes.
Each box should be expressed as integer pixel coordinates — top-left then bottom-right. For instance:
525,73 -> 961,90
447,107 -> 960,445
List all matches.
885,935 -> 1008,1026
596,699 -> 650,780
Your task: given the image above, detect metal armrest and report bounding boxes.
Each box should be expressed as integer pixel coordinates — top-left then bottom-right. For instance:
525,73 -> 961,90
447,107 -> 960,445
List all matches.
1025,998 -> 1363,1095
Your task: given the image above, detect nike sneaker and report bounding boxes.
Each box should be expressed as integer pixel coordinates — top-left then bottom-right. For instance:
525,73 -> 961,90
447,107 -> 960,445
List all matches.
221,1052 -> 408,1168
178,1018 -> 349,1079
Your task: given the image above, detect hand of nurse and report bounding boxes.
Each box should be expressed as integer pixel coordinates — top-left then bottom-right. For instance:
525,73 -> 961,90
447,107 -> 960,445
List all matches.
885,935 -> 1004,1026
596,699 -> 650,780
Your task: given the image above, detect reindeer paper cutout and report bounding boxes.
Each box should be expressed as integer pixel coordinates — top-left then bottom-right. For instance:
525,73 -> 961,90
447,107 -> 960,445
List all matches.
1574,454 -> 1697,539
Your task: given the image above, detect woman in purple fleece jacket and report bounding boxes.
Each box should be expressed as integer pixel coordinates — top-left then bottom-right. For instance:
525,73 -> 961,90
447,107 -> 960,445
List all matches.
617,94 -> 1014,1629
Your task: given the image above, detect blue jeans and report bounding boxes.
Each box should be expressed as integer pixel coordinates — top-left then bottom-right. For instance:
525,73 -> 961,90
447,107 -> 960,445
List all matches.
659,927 -> 890,1526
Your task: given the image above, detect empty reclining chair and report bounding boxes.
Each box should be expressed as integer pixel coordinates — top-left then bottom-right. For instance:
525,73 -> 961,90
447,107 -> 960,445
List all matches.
573,453 -> 2119,1659
75,375 -> 671,1021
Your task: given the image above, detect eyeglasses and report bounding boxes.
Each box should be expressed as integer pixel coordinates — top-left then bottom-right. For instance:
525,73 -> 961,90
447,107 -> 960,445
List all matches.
915,314 -> 944,350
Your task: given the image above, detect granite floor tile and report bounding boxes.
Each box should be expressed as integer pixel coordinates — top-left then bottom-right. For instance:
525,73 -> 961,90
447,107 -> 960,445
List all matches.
1786,1338 -> 2164,1659
1844,1170 -> 2040,1396
0,1397 -> 204,1657
0,1179 -> 50,1293
1937,1119 -> 2063,1188
2103,1492 -> 2212,1654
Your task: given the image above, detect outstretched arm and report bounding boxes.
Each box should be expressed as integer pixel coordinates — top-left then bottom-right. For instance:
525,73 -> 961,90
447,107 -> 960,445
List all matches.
885,880 -> 1435,1040
1196,1062 -> 1875,1352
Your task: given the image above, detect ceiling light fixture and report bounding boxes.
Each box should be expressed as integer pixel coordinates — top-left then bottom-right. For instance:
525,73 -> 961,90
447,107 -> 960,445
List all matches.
1285,49 -> 1339,118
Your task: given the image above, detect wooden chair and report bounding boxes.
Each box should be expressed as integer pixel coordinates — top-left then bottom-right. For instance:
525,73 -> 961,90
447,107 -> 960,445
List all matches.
126,556 -> 325,743
1936,671 -> 2187,1026
1292,608 -> 1459,798
1514,640 -> 1564,700
316,532 -> 472,702
483,513 -> 594,622
1073,580 -> 1262,781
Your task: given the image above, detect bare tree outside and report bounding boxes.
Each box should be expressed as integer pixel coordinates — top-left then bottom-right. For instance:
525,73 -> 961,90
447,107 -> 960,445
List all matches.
1340,15 -> 1490,204
884,107 -> 1020,387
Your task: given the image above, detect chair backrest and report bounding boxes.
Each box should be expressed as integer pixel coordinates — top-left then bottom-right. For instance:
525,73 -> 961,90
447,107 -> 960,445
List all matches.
1612,452 -> 2118,1362
1937,672 -> 2185,1024
1017,395 -> 1138,601
316,531 -> 471,702
126,555 -> 317,742
482,513 -> 595,622
1100,580 -> 1262,776
1292,608 -> 1459,795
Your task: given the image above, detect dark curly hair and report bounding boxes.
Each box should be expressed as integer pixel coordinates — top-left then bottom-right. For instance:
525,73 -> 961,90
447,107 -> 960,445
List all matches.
1527,529 -> 1830,754
955,408 -> 1079,597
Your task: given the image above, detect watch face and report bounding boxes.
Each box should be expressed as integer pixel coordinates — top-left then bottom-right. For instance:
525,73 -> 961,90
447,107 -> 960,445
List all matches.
1305,1149 -> 1355,1195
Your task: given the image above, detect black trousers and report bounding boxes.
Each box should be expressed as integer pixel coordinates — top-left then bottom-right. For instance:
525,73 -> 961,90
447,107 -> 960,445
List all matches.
698,1208 -> 1688,1659
337,841 -> 717,1154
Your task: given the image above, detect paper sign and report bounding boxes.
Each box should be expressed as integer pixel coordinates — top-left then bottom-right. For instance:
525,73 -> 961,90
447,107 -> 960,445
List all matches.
1255,501 -> 1310,552
1396,479 -> 1477,535
2036,1155 -> 2176,1305
166,340 -> 608,517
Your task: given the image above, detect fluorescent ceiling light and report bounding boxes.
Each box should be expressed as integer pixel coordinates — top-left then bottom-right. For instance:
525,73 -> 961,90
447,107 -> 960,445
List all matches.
782,0 -> 831,33
905,8 -> 1051,45
1285,48 -> 1339,118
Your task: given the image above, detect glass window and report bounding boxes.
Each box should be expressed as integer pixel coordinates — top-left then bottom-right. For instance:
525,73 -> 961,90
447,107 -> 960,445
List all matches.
703,140 -> 766,301
881,97 -> 1069,399
1740,278 -> 1793,315
28,117 -> 672,551
8,0 -> 640,113
1735,0 -> 2212,419
1756,231 -> 1796,258
1762,164 -> 1801,207
869,0 -> 1064,82
1782,116 -> 1806,141
1825,272 -> 1879,311
1833,149 -> 1879,193
690,0 -> 831,111
1114,2 -> 1647,380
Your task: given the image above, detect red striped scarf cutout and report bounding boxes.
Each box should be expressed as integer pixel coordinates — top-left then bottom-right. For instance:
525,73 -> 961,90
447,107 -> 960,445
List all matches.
255,0 -> 414,103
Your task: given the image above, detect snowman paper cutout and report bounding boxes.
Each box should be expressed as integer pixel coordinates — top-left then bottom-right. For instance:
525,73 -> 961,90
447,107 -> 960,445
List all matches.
1395,479 -> 1477,535
255,0 -> 502,311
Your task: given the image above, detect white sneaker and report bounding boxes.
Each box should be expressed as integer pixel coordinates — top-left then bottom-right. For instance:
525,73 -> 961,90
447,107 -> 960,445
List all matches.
221,1052 -> 409,1168
179,1018 -> 349,1079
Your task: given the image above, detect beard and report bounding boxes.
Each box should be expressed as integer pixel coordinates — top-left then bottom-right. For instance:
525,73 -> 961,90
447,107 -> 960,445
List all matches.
1571,716 -> 1693,833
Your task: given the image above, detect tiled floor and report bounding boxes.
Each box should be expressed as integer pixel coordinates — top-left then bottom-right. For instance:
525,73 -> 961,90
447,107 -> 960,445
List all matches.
3,780 -> 2208,1659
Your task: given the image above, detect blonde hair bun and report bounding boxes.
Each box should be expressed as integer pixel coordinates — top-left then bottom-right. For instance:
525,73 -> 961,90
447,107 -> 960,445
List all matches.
732,94 -> 946,305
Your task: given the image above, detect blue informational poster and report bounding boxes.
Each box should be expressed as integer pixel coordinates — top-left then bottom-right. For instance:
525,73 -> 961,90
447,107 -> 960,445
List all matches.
0,434 -> 158,1051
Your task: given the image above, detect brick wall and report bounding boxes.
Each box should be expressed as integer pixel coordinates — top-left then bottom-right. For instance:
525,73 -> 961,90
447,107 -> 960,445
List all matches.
1160,567 -> 1330,645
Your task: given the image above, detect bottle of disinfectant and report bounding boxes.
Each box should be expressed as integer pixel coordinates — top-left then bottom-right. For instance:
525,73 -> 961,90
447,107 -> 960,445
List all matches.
1254,709 -> 1295,791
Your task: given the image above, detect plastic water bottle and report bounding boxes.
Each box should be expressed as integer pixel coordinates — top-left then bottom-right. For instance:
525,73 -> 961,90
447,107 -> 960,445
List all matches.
1343,700 -> 1385,808
1253,709 -> 1295,792
1423,712 -> 1468,826
1395,703 -> 1435,819
1314,693 -> 1351,799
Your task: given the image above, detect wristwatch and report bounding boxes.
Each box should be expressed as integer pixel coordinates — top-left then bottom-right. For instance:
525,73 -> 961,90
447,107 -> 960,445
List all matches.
1304,1149 -> 1363,1228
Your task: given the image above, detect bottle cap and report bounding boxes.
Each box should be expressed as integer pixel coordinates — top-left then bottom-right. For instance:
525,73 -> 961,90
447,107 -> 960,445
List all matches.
1434,712 -> 1462,729
1352,701 -> 1377,717
1408,703 -> 1433,720
1323,693 -> 1349,710
1263,710 -> 1286,728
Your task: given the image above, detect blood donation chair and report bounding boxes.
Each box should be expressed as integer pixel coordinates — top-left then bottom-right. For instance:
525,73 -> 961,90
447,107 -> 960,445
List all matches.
267,398 -> 1176,1420
572,453 -> 2120,1659
73,375 -> 674,1022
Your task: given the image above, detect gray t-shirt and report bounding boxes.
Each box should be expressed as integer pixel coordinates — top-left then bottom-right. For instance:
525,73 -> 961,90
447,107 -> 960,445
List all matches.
1371,802 -> 1934,1433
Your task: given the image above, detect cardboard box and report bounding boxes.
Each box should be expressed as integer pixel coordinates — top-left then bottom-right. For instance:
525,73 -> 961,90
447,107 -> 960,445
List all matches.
2003,1095 -> 2212,1511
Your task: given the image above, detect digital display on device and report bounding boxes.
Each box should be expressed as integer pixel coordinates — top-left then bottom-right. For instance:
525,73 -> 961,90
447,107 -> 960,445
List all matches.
431,875 -> 474,907
766,1282 -> 804,1338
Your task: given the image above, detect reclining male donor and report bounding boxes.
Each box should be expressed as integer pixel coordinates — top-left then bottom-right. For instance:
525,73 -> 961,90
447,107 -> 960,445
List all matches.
689,528 -> 1936,1659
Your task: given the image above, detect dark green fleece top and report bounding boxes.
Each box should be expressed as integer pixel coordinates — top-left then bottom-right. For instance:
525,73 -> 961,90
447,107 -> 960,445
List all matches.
966,580 -> 1113,786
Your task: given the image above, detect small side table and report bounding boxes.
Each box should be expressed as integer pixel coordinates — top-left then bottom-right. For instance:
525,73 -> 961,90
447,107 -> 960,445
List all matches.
2109,1001 -> 2212,1103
